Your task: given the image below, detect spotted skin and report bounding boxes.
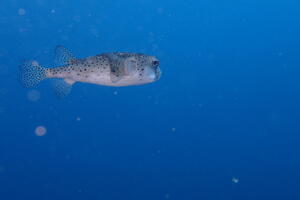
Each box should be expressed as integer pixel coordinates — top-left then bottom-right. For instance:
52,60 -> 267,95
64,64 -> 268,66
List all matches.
19,46 -> 161,97
19,61 -> 46,88
47,52 -> 161,87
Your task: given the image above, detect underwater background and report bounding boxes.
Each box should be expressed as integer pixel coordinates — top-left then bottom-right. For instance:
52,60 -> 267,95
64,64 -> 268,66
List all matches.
0,0 -> 300,199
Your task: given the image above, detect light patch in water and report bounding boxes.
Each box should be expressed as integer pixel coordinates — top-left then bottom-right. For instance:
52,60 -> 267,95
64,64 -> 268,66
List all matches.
27,90 -> 40,102
232,177 -> 239,183
18,8 -> 26,16
35,126 -> 47,136
0,166 -> 5,173
31,60 -> 39,66
165,193 -> 170,199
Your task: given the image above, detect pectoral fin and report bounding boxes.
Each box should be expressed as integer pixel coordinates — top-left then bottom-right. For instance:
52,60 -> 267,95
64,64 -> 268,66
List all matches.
110,62 -> 123,83
109,57 -> 137,83
124,57 -> 137,75
110,73 -> 122,83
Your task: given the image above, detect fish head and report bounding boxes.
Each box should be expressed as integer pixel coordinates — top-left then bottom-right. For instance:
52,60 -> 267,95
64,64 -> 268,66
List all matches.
123,54 -> 161,85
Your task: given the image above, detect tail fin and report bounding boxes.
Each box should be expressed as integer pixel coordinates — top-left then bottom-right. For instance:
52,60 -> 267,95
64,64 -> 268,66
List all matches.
19,61 -> 47,88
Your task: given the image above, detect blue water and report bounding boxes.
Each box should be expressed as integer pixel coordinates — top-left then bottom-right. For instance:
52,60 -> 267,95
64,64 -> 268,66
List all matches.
1,0 -> 300,199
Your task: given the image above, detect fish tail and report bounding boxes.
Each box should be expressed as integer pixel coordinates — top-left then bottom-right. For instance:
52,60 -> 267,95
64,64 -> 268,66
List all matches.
19,61 -> 47,88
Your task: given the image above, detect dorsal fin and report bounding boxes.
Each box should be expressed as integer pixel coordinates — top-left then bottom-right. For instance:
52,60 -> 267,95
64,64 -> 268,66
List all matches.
54,45 -> 77,66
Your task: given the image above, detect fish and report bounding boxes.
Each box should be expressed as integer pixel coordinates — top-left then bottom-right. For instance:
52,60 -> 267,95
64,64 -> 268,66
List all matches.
19,46 -> 161,98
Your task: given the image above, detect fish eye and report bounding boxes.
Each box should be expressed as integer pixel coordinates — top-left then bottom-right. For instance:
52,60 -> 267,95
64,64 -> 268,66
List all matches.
152,60 -> 159,67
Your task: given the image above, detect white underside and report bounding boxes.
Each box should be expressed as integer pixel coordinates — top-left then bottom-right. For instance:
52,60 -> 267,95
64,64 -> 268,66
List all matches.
51,71 -> 151,87
47,67 -> 154,87
81,73 -> 150,86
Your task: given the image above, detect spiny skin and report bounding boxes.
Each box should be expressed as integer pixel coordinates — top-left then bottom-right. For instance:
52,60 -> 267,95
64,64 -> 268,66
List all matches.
46,53 -> 161,87
19,48 -> 161,98
47,55 -> 111,84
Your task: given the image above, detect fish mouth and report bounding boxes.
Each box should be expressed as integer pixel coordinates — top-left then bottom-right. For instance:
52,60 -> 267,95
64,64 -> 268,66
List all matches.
155,68 -> 161,81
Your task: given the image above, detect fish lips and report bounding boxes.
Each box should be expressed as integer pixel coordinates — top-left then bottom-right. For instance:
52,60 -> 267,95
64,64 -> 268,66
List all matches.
155,67 -> 162,81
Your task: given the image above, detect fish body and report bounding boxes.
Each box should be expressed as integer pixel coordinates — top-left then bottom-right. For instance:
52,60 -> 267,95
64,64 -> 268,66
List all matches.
19,46 -> 161,97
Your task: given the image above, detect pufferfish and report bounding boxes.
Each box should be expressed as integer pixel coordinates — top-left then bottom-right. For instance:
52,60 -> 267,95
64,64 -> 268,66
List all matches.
19,46 -> 161,97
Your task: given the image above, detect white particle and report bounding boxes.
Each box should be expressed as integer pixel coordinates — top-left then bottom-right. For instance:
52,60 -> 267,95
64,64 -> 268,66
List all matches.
35,126 -> 47,136
232,177 -> 239,183
18,8 -> 26,16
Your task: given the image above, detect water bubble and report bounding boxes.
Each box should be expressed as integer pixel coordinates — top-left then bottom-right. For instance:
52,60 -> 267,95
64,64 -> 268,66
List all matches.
18,8 -> 26,16
232,177 -> 239,183
35,126 -> 47,136
27,90 -> 40,102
